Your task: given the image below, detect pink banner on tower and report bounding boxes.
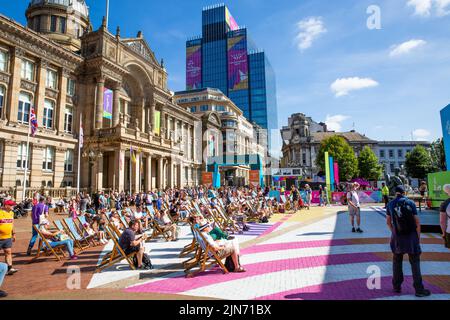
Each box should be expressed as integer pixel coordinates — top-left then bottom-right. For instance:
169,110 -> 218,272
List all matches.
228,35 -> 249,91
334,163 -> 340,185
186,45 -> 202,90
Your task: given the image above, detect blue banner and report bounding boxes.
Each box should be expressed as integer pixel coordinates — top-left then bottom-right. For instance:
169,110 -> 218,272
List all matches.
440,104 -> 450,171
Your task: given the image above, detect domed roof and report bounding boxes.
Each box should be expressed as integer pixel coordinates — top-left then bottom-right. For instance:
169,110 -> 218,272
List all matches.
29,0 -> 89,18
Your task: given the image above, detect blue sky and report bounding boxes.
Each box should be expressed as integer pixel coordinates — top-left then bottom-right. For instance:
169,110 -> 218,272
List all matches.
2,0 -> 449,143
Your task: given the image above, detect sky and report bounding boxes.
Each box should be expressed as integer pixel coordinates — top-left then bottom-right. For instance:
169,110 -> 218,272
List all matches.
2,0 -> 449,145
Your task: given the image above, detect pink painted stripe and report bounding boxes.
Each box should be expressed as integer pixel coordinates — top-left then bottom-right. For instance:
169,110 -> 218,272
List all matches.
258,215 -> 292,238
126,252 -> 383,295
241,239 -> 352,255
255,276 -> 445,300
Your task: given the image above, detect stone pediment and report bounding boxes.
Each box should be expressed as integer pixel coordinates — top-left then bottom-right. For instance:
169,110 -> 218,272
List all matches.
121,38 -> 159,66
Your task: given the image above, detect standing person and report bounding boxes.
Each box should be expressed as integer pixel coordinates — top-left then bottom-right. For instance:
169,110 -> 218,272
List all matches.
386,186 -> 431,297
419,181 -> 428,210
0,200 -> 18,275
27,196 -> 48,256
319,186 -> 324,207
323,186 -> 330,206
347,183 -> 363,233
291,186 -> 299,213
439,184 -> 450,249
382,183 -> 390,209
304,184 -> 312,210
0,262 -> 7,298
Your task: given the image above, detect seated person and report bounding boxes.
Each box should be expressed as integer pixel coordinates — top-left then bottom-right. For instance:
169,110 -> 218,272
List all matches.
110,212 -> 124,232
169,202 -> 181,222
92,215 -> 108,244
198,223 -> 245,273
118,220 -> 150,270
38,218 -> 78,260
154,209 -> 178,241
55,197 -> 66,214
189,215 -> 232,240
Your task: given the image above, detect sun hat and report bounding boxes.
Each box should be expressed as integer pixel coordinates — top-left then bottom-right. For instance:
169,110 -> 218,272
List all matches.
4,200 -> 17,206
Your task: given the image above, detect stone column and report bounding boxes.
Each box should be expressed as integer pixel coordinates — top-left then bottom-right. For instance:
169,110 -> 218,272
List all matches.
133,152 -> 141,192
145,155 -> 152,191
160,108 -> 166,138
35,60 -> 48,127
93,153 -> 103,192
1,141 -> 20,188
158,157 -> 164,189
95,77 -> 105,130
53,147 -> 66,188
114,148 -> 125,192
150,102 -> 156,134
57,69 -> 69,134
7,48 -> 24,124
179,163 -> 185,188
112,83 -> 121,127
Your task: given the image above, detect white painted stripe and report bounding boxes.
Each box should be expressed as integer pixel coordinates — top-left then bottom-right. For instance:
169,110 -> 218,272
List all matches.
181,262 -> 450,300
241,244 -> 448,265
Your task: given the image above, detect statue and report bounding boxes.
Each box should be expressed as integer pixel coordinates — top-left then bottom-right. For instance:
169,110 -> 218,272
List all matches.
385,168 -> 408,197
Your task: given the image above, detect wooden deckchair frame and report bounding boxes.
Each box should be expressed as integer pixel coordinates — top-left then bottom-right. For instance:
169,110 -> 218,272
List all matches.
33,224 -> 68,261
145,205 -> 172,241
76,216 -> 99,247
63,218 -> 92,250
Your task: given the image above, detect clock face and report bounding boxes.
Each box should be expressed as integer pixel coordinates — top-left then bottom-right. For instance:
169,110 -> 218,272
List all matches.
293,134 -> 301,143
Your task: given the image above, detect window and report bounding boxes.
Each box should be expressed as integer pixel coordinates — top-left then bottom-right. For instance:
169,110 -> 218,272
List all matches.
398,150 -> 403,158
64,150 -> 73,172
200,105 -> 209,112
0,86 -> 5,118
21,59 -> 35,81
50,15 -> 57,32
43,99 -> 54,129
0,50 -> 8,72
46,69 -> 58,89
64,106 -> 73,133
67,78 -> 75,96
390,163 -> 395,172
389,150 -> 394,158
216,105 -> 226,112
59,17 -> 66,34
379,150 -> 385,158
18,92 -> 32,124
17,142 -> 31,169
43,147 -> 54,171
190,106 -> 197,113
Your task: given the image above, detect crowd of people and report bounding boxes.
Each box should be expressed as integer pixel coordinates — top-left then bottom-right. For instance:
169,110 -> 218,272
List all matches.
0,179 -> 448,299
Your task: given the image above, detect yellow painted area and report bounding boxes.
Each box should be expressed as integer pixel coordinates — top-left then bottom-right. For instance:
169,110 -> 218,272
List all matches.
269,206 -> 347,225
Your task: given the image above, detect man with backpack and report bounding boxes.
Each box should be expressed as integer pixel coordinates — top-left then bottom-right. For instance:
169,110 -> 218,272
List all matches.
386,186 -> 431,298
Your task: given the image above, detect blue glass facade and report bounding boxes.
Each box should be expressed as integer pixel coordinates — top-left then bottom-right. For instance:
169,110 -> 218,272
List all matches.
186,4 -> 277,134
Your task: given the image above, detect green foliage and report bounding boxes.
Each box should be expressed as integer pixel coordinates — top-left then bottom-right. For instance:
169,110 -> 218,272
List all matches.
405,145 -> 433,179
430,138 -> 446,172
316,136 -> 359,181
358,146 -> 383,181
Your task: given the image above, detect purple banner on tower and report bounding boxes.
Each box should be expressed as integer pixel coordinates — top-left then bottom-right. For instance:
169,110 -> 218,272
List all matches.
228,35 -> 249,92
186,45 -> 202,90
103,88 -> 113,120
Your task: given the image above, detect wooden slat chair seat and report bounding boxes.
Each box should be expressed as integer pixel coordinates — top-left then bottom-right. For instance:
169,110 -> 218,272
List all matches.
53,220 -> 83,254
33,224 -> 67,261
185,227 -> 232,278
146,205 -> 172,241
215,206 -> 241,234
76,216 -> 99,247
63,218 -> 92,250
95,224 -> 137,273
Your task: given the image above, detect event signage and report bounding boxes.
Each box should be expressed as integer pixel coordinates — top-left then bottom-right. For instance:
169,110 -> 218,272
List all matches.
249,170 -> 260,187
428,171 -> 450,208
440,104 -> 450,171
103,88 -> 113,120
225,7 -> 239,31
228,35 -> 249,92
153,111 -> 161,136
186,44 -> 202,90
202,172 -> 213,187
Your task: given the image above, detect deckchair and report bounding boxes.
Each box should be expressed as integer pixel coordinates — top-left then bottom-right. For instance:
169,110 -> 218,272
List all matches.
95,224 -> 137,272
33,224 -> 67,261
146,205 -> 172,241
77,216 -> 99,246
63,218 -> 92,250
215,205 -> 241,233
185,227 -> 231,278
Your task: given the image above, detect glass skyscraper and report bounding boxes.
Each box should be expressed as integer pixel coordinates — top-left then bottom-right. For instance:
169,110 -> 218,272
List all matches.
186,4 -> 278,138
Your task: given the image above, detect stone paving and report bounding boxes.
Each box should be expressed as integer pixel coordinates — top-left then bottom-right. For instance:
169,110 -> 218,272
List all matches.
3,206 -> 449,300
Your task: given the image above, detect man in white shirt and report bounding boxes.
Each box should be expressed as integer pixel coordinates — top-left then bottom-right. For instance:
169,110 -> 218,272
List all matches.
347,183 -> 363,233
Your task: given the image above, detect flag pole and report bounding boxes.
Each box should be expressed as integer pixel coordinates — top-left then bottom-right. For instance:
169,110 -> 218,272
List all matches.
77,114 -> 82,195
129,143 -> 132,195
22,116 -> 31,202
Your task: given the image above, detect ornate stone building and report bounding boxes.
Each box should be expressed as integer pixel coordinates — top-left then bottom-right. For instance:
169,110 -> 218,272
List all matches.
280,113 -> 377,179
0,0 -> 202,198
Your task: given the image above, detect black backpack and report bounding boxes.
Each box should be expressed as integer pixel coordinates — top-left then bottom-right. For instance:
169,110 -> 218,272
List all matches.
224,256 -> 240,272
392,199 -> 417,235
133,253 -> 153,270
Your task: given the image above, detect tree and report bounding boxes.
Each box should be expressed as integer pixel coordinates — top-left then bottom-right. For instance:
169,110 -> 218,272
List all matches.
405,145 -> 433,179
430,138 -> 446,172
316,136 -> 359,181
358,146 -> 383,181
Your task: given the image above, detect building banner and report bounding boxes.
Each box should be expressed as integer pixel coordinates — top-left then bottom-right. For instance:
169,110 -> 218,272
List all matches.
226,7 -> 239,31
186,45 -> 202,90
153,111 -> 161,136
331,191 -> 382,205
228,35 -> 249,91
249,170 -> 260,187
440,104 -> 450,170
103,88 -> 113,119
325,152 -> 331,189
202,172 -> 213,187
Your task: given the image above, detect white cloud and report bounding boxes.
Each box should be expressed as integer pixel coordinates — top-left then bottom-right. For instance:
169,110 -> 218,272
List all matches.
389,39 -> 426,57
295,17 -> 327,51
330,77 -> 379,97
407,0 -> 450,17
325,115 -> 350,132
413,129 -> 431,140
